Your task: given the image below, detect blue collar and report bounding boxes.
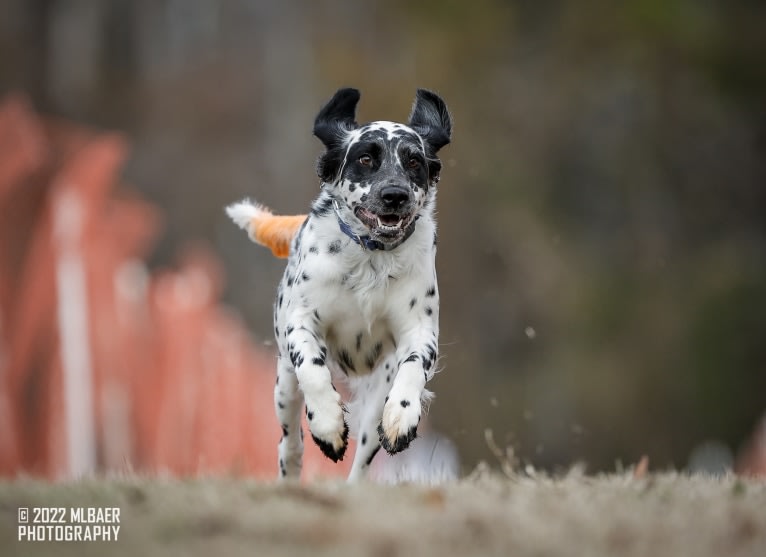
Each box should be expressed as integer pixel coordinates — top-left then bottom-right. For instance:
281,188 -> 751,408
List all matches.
332,199 -> 418,252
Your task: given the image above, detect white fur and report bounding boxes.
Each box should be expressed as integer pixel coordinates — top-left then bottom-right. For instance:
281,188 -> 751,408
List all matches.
225,200 -> 270,238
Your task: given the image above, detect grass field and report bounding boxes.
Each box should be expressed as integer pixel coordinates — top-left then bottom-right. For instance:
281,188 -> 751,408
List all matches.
2,470 -> 765,557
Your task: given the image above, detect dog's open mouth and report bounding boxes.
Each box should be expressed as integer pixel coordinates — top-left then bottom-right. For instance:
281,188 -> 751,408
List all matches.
355,207 -> 411,238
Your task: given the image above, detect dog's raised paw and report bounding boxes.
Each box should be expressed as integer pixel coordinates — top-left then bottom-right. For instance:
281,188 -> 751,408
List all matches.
311,420 -> 349,462
378,396 -> 421,454
378,422 -> 418,454
305,396 -> 349,461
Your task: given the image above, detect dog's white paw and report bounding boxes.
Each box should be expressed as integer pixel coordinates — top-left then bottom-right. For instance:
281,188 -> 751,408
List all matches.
306,393 -> 348,462
378,392 -> 421,454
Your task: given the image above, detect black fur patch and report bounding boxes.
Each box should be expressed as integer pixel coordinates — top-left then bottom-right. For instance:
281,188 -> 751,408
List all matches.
338,349 -> 356,374
312,356 -> 325,366
289,348 -> 304,369
365,445 -> 381,466
365,342 -> 383,370
404,352 -> 419,364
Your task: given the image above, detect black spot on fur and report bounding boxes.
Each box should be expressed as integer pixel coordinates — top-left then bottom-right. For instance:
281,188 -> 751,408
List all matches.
301,272 -> 310,282
309,245 -> 319,254
289,349 -> 304,369
286,325 -> 294,336
425,306 -> 433,316
404,352 -> 419,364
422,343 -> 437,372
311,195 -> 334,216
365,445 -> 381,466
361,433 -> 367,445
312,356 -> 325,366
426,285 -> 436,297
293,230 -> 303,253
365,342 -> 383,370
409,298 -> 417,309
328,240 -> 342,254
400,399 -> 410,408
282,424 -> 289,437
339,349 -> 355,374
307,410 -> 314,421
278,401 -> 285,409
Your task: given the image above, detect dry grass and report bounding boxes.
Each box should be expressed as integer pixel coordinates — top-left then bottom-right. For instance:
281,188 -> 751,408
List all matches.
1,470 -> 765,557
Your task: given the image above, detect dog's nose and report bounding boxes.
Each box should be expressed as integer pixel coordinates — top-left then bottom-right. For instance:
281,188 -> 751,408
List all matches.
380,186 -> 410,210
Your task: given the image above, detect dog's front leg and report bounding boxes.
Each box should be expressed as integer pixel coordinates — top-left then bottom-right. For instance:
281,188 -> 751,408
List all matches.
378,329 -> 438,454
287,326 -> 349,462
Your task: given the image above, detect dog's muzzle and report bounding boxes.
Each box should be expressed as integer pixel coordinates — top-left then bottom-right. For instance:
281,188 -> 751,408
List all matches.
333,199 -> 418,251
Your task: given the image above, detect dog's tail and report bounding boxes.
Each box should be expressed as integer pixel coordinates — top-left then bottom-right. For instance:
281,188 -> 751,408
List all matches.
226,199 -> 307,259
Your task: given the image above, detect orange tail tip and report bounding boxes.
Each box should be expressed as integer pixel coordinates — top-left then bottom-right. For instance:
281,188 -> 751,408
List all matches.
226,200 -> 307,258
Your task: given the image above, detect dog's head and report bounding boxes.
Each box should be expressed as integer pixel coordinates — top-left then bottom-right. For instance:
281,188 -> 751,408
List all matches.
314,88 -> 451,247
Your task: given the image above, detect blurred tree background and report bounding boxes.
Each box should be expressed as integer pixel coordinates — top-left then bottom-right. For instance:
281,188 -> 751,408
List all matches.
2,0 -> 764,473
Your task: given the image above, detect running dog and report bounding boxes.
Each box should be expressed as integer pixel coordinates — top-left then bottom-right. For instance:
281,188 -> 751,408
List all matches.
226,87 -> 451,480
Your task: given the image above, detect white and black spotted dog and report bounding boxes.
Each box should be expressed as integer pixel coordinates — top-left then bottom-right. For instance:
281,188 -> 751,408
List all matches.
227,87 -> 451,480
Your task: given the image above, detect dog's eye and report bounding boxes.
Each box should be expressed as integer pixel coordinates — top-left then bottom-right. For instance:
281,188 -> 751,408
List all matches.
358,154 -> 373,167
408,158 -> 420,169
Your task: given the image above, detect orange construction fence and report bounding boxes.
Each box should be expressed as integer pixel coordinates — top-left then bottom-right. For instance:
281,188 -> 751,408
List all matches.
0,94 -> 350,480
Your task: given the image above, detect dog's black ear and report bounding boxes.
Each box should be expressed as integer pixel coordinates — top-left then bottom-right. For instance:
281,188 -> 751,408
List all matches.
408,89 -> 451,153
314,88 -> 361,149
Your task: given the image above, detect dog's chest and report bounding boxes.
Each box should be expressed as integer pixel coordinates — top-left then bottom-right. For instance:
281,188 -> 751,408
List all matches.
276,220 -> 431,375
289,253 -> 401,375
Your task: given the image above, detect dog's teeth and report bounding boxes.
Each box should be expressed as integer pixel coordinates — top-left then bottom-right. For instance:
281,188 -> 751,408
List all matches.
375,215 -> 403,230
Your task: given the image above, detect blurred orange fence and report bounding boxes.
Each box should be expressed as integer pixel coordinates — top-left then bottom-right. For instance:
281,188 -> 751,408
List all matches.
0,94 -> 348,480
